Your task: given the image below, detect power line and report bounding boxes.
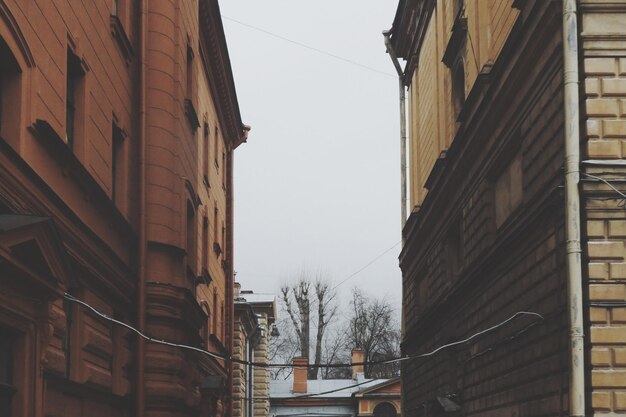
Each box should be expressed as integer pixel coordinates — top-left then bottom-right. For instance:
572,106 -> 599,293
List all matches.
331,240 -> 402,290
221,15 -> 396,79
63,292 -> 542,370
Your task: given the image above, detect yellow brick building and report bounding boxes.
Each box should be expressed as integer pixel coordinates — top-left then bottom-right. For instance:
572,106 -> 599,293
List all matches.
387,0 -> 626,414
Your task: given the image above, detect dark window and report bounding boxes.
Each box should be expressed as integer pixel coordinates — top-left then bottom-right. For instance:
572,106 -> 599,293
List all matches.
212,290 -> 218,334
213,205 -> 218,247
203,122 -> 210,183
0,329 -> 16,417
66,49 -> 84,149
373,402 -> 397,417
0,38 -> 22,145
186,45 -> 194,99
187,201 -> 196,273
222,151 -> 226,188
214,127 -> 219,166
112,121 -> 125,205
452,63 -> 465,128
202,215 -> 208,270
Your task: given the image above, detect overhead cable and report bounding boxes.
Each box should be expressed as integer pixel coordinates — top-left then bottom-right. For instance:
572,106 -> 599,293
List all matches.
221,15 -> 396,79
63,292 -> 542,369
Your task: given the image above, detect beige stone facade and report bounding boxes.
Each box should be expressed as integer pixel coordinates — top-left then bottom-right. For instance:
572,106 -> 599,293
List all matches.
389,0 -> 626,414
232,288 -> 276,417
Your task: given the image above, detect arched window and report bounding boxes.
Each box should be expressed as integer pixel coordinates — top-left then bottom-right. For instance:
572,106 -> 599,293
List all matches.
373,402 -> 397,417
451,62 -> 465,128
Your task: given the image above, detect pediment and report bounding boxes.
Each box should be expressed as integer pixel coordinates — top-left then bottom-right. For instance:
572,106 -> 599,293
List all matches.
0,215 -> 74,295
355,378 -> 401,397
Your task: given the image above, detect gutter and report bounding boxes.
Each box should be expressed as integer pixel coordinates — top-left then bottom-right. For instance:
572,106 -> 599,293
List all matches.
137,0 -> 148,416
382,31 -> 408,236
562,1 -> 585,416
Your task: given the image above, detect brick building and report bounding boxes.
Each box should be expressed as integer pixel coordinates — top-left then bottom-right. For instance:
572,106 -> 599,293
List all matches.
386,0 -> 626,415
0,0 -> 248,416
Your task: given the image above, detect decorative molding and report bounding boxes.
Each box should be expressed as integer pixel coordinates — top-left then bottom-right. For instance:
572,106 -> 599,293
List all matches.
0,1 -> 36,67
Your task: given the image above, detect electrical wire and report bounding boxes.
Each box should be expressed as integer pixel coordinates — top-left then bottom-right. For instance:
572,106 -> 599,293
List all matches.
63,292 -> 542,370
221,15 -> 396,79
331,240 -> 402,290
582,172 -> 626,207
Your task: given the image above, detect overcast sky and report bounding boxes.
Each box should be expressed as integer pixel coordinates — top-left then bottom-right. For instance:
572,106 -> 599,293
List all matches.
221,1 -> 403,309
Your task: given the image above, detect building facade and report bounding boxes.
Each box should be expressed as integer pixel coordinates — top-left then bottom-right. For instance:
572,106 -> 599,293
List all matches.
232,285 -> 277,417
387,0 -> 626,415
270,353 -> 401,417
0,0 -> 248,416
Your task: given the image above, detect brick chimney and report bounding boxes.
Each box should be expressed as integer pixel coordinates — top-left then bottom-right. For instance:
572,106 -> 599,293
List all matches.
292,357 -> 308,393
351,349 -> 365,380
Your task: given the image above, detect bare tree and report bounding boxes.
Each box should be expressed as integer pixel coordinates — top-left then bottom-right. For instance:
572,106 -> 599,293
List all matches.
345,288 -> 400,378
277,270 -> 338,379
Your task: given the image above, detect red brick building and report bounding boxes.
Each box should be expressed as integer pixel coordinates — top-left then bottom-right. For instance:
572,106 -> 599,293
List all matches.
0,0 -> 248,416
387,0 -> 626,415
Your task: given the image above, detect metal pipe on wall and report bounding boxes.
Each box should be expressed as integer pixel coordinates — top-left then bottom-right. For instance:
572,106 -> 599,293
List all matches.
562,1 -> 585,416
383,31 -> 408,234
137,0 -> 148,416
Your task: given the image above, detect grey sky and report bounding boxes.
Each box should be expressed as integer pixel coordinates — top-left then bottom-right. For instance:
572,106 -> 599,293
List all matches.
222,1 -> 403,307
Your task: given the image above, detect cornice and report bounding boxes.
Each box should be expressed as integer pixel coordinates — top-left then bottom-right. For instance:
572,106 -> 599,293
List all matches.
198,0 -> 246,149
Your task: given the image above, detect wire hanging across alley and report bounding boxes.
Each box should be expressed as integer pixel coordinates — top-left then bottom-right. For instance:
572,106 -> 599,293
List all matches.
221,15 -> 396,79
63,292 -> 543,370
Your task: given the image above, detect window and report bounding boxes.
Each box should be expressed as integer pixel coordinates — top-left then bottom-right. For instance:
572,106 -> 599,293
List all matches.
186,201 -> 196,273
203,122 -> 210,184
0,38 -> 22,145
212,290 -> 218,334
452,62 -> 465,129
202,214 -> 208,271
213,205 -> 218,247
0,328 -> 15,417
112,120 -> 125,206
222,151 -> 226,188
66,48 -> 85,149
214,126 -> 219,167
495,153 -> 523,227
186,44 -> 194,99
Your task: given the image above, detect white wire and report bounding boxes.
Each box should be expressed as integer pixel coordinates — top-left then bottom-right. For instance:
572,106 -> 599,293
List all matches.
63,293 -> 542,370
63,293 -> 225,361
582,173 -> 626,206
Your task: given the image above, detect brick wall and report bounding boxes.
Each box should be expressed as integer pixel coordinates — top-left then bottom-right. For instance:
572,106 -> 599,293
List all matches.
400,1 -> 572,414
581,2 -> 626,413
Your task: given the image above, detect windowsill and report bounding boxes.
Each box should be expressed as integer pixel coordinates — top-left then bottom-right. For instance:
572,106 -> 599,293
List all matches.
110,15 -> 134,64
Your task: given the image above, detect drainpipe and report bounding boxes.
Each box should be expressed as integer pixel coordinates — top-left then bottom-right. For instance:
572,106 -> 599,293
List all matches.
137,0 -> 148,416
383,30 -> 407,417
562,1 -> 585,416
383,31 -> 408,234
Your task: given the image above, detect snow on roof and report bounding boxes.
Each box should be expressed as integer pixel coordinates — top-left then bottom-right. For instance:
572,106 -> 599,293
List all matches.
270,376 -> 388,399
238,291 -> 276,304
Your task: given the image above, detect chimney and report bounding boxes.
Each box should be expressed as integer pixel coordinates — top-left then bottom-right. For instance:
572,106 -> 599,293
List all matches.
292,357 -> 308,393
234,282 -> 241,299
351,349 -> 365,380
